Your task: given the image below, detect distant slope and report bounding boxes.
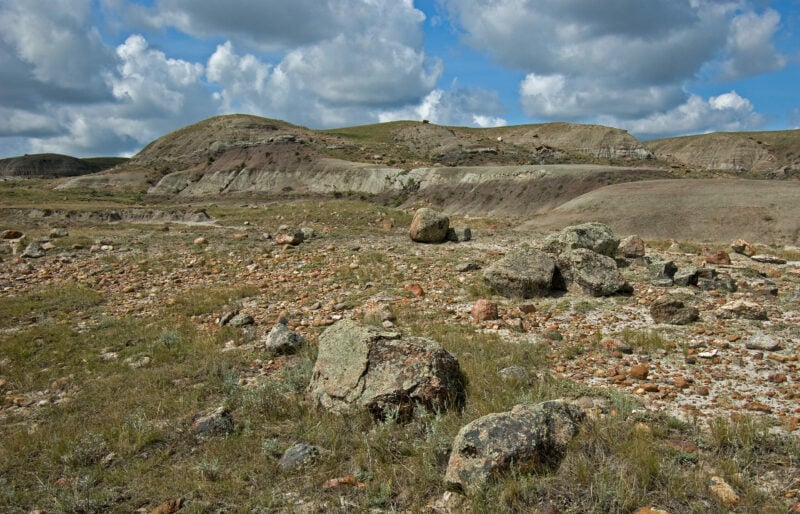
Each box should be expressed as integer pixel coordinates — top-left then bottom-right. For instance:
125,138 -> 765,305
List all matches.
0,153 -> 126,178
519,179 -> 800,244
646,130 -> 800,177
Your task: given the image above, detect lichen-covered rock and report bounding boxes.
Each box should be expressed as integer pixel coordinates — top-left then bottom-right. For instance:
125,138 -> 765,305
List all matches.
21,242 -> 46,258
444,401 -> 585,493
192,406 -> 234,437
557,248 -> 628,296
409,208 -> 450,243
279,443 -> 321,470
483,249 -> 555,298
542,222 -> 620,257
308,320 -> 464,420
650,298 -> 699,325
647,259 -> 677,281
264,322 -> 305,354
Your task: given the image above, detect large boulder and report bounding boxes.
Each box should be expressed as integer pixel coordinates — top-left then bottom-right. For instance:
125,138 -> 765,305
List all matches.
307,320 -> 464,420
409,208 -> 450,243
543,222 -> 620,257
444,401 -> 585,493
557,248 -> 628,296
483,249 -> 556,298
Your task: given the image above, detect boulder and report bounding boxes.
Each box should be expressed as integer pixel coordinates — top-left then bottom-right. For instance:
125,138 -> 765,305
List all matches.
471,299 -> 498,321
647,259 -> 677,281
264,322 -> 305,354
618,235 -> 645,258
557,248 -> 628,296
483,249 -> 556,298
444,401 -> 584,492
673,266 -> 699,287
409,208 -> 450,243
650,298 -> 699,325
21,242 -> 46,259
715,300 -> 768,320
307,320 -> 464,420
542,222 -> 620,257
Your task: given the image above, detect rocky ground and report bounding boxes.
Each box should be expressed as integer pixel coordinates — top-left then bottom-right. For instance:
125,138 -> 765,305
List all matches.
1,196 -> 799,512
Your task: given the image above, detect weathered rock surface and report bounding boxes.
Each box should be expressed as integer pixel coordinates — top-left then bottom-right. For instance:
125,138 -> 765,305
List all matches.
673,266 -> 699,287
557,248 -> 628,296
715,300 -> 768,320
483,249 -> 555,298
307,320 -> 464,420
192,406 -> 234,437
264,322 -> 305,354
409,208 -> 450,243
543,222 -> 620,257
471,299 -> 498,321
650,298 -> 699,325
279,443 -> 320,470
275,228 -> 304,246
21,242 -> 46,259
618,235 -> 645,258
444,401 -> 584,492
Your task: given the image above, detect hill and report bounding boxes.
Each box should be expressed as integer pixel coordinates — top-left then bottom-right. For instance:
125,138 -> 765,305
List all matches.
0,153 -> 127,178
646,129 -> 800,177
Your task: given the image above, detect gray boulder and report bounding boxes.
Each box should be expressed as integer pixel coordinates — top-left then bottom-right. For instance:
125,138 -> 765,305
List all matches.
557,248 -> 628,296
308,320 -> 464,421
264,322 -> 305,354
483,249 -> 556,298
650,298 -> 699,325
543,222 -> 620,257
409,208 -> 450,243
444,401 -> 585,493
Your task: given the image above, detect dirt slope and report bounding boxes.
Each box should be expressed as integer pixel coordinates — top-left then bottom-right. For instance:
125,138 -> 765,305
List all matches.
519,178 -> 800,244
646,130 -> 800,177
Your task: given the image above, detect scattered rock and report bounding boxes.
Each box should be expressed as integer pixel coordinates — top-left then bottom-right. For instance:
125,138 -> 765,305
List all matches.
647,259 -> 677,281
21,242 -> 46,259
279,443 -> 320,470
264,322 -> 305,354
698,276 -> 737,293
192,406 -> 234,437
228,313 -> 254,327
498,366 -> 529,382
455,261 -> 480,272
750,254 -> 786,264
744,336 -> 781,352
673,266 -> 699,287
650,298 -> 699,325
619,235 -> 646,258
715,300 -> 768,320
218,309 -> 239,326
446,227 -> 472,243
300,227 -> 315,240
629,364 -> 649,380
557,248 -> 628,296
49,228 -> 69,238
193,237 -> 207,245
731,239 -> 756,256
483,248 -> 555,298
308,320 -> 464,420
471,299 -> 498,321
704,251 -> 731,265
275,229 -> 304,246
409,208 -> 450,244
404,283 -> 425,297
543,222 -> 620,257
444,401 -> 585,493
707,476 -> 740,507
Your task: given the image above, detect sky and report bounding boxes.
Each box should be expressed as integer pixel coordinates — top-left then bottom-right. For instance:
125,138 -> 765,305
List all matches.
0,0 -> 798,158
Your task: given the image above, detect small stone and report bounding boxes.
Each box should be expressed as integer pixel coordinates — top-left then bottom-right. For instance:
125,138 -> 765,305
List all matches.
403,283 -> 425,297
228,313 -> 254,327
49,228 -> 68,238
322,475 -> 363,490
695,386 -> 710,396
708,476 -> 740,507
750,254 -> 787,264
629,364 -> 649,380
768,373 -> 787,383
279,443 -> 320,470
275,229 -> 304,246
673,267 -> 699,287
745,337 -> 782,352
731,239 -> 756,256
650,298 -> 699,325
498,365 -> 528,382
471,299 -> 499,321
150,497 -> 184,514
192,406 -> 234,437
21,242 -> 46,258
715,300 -> 768,320
704,250 -> 732,265
455,261 -> 481,272
193,237 -> 207,245
263,323 -> 305,355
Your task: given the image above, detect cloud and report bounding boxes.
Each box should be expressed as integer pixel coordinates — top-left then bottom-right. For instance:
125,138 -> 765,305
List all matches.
599,91 -> 765,139
445,0 -> 786,134
379,88 -> 507,127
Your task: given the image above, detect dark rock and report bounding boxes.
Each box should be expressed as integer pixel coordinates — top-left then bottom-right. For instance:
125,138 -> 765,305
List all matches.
192,406 -> 234,437
444,401 -> 584,492
647,259 -> 677,280
698,276 -> 737,293
455,261 -> 481,272
446,227 -> 472,243
308,320 -> 464,421
279,443 -> 320,470
264,323 -> 305,354
557,248 -> 628,296
409,208 -> 450,244
218,309 -> 239,326
650,298 -> 699,325
483,249 -> 556,298
543,222 -> 620,257
673,266 -> 699,287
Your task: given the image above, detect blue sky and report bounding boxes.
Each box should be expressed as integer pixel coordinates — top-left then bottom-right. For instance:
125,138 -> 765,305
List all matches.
0,0 -> 798,158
